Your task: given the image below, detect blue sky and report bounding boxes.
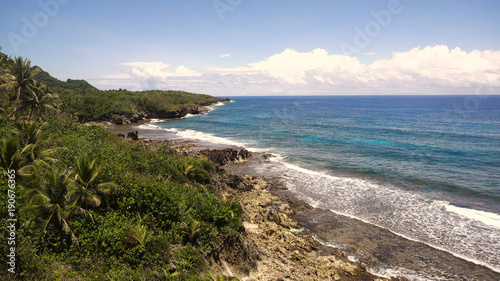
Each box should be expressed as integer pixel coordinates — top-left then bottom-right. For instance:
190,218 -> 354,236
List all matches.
1,0 -> 500,95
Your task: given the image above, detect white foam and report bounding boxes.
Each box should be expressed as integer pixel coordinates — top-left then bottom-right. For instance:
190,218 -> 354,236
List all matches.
181,113 -> 196,119
138,123 -> 163,130
200,101 -> 227,113
149,118 -> 165,123
174,128 -> 269,152
369,266 -> 448,281
249,158 -> 500,274
445,204 -> 500,229
138,121 -> 267,152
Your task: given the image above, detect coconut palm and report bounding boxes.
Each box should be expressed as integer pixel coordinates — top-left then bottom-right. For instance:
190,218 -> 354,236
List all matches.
126,214 -> 154,246
220,193 -> 236,219
13,121 -> 60,163
20,160 -> 92,246
72,156 -> 118,207
181,220 -> 201,244
20,81 -> 59,122
126,223 -> 154,246
8,57 -> 41,120
0,137 -> 31,176
0,50 -> 13,115
14,121 -> 41,146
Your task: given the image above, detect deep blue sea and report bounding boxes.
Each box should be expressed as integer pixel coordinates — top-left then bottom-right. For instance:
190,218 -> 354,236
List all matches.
140,95 -> 500,278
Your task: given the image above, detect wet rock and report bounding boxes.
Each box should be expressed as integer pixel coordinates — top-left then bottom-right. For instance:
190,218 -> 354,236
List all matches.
130,114 -> 140,123
200,148 -> 253,167
126,131 -> 139,140
112,116 -> 125,125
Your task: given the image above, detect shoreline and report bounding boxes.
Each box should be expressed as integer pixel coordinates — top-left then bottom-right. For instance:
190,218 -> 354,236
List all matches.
104,121 -> 393,280
228,156 -> 500,281
103,110 -> 500,280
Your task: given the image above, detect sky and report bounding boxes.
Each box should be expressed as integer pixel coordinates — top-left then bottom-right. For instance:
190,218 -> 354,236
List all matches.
1,0 -> 500,96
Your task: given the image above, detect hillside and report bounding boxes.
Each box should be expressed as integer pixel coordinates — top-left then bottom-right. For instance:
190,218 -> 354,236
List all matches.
34,68 -> 97,91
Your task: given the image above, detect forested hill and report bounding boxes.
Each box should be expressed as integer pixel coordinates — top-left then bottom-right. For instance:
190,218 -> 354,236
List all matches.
0,51 -> 227,123
34,68 -> 97,91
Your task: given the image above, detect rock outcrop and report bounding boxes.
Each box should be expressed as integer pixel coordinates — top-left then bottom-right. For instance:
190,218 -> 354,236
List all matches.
109,99 -> 228,124
212,175 -> 389,281
200,148 -> 252,167
126,131 -> 139,140
147,99 -> 229,119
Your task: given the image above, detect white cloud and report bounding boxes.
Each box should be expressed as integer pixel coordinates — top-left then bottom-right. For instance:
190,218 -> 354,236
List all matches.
219,53 -> 232,58
100,45 -> 500,95
118,61 -> 201,89
212,45 -> 500,93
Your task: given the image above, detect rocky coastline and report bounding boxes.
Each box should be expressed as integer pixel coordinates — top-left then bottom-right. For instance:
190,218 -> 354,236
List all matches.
123,137 -> 399,280
104,109 -> 500,281
108,98 -> 230,125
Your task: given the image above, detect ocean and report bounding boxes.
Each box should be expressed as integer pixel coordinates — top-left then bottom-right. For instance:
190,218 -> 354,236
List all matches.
139,95 -> 500,280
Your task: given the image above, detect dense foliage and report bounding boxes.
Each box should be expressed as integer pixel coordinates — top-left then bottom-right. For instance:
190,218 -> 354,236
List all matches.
0,50 -> 223,123
59,89 -> 220,121
0,50 -> 241,280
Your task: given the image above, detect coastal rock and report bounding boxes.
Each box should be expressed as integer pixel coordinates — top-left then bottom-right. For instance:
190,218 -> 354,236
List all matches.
130,114 -> 140,123
223,175 -> 386,281
112,116 -> 125,125
112,115 -> 131,125
126,131 -> 139,140
147,99 -> 228,119
200,148 -> 253,167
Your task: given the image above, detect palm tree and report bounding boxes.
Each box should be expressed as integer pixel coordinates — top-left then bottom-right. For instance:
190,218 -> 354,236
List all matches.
0,49 -> 13,115
126,214 -> 154,246
181,220 -> 201,245
0,137 -> 31,176
13,121 -> 59,163
8,57 -> 41,120
126,223 -> 154,246
20,81 -> 59,122
72,156 -> 118,207
220,193 -> 235,219
14,121 -> 41,146
20,160 -> 92,246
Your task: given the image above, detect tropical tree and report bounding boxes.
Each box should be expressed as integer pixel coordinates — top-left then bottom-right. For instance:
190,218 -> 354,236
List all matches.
20,160 -> 92,246
126,214 -> 154,246
13,121 -> 59,163
220,193 -> 236,219
0,48 -> 13,115
14,121 -> 41,147
0,137 -> 31,176
20,81 -> 59,122
181,220 -> 201,245
126,223 -> 154,246
72,156 -> 118,207
8,57 -> 41,120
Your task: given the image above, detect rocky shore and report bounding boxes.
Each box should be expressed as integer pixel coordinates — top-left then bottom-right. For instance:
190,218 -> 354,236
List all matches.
127,138 -> 399,280
105,115 -> 500,281
108,98 -> 230,125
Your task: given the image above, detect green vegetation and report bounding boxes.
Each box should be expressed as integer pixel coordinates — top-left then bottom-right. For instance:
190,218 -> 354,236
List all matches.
61,89 -> 220,122
0,49 -> 224,123
0,50 -> 241,280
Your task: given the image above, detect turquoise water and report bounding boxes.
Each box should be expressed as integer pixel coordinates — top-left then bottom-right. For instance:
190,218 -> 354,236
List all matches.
142,95 -> 500,276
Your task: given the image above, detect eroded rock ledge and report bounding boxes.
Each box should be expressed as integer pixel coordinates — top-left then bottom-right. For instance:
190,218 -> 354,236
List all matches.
111,98 -> 230,125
